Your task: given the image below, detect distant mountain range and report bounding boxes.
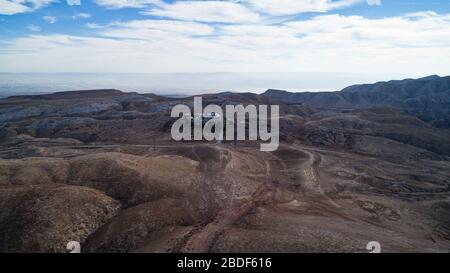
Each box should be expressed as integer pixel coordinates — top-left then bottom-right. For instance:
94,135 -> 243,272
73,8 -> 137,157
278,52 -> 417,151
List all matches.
263,75 -> 450,128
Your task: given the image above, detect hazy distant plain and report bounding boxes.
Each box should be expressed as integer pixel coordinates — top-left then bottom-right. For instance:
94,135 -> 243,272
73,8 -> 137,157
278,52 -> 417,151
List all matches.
0,72 -> 411,97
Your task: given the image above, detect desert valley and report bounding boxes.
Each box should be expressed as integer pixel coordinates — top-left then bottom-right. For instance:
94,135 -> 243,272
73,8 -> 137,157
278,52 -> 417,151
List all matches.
0,75 -> 449,253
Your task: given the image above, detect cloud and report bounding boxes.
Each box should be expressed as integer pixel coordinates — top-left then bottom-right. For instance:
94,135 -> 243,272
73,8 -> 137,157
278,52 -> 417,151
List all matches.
67,0 -> 81,5
94,0 -> 161,9
27,24 -> 42,32
366,0 -> 381,6
105,19 -> 215,36
27,0 -> 56,9
0,0 -> 56,15
2,11 -> 450,76
72,13 -> 92,19
93,0 -> 376,16
85,23 -> 103,29
0,0 -> 29,15
144,1 -> 260,23
0,0 -> 378,16
43,16 -> 57,24
242,0 -> 363,16
1,1 -> 449,77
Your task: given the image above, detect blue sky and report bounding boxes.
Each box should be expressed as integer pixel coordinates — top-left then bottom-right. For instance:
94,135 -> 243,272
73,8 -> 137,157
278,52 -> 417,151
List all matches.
1,0 -> 450,76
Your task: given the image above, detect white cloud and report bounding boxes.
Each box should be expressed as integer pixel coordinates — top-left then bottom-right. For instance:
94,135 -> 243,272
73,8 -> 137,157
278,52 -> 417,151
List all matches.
96,1 -> 259,23
28,0 -> 56,9
0,0 -> 56,15
1,4 -> 449,76
85,23 -> 103,29
0,0 -> 416,76
144,1 -> 260,23
242,0 -> 363,16
366,0 -> 381,6
0,0 -> 29,15
87,19 -> 214,42
94,0 -> 376,16
95,0 -> 161,9
72,13 -> 92,19
67,0 -> 81,5
43,15 -> 57,24
27,24 -> 42,32
106,19 -> 215,36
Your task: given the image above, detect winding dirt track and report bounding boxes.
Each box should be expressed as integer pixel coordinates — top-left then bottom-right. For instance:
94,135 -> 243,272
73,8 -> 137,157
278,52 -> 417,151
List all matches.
178,144 -> 341,253
181,149 -> 278,253
299,147 -> 341,209
68,143 -> 340,253
16,142 -> 343,253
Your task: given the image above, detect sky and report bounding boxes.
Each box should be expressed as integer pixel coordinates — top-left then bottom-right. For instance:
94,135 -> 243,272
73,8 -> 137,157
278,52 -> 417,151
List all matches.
0,0 -> 450,78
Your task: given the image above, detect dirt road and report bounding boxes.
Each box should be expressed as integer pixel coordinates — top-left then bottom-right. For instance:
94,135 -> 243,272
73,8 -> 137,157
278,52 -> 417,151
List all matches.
181,150 -> 277,253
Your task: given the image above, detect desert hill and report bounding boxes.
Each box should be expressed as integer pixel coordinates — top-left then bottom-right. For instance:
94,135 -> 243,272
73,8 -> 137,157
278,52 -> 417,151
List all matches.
263,75 -> 450,128
0,77 -> 449,253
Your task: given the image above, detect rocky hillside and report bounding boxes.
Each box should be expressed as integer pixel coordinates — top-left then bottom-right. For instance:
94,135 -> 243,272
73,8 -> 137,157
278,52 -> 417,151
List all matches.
262,75 -> 450,128
0,82 -> 449,253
